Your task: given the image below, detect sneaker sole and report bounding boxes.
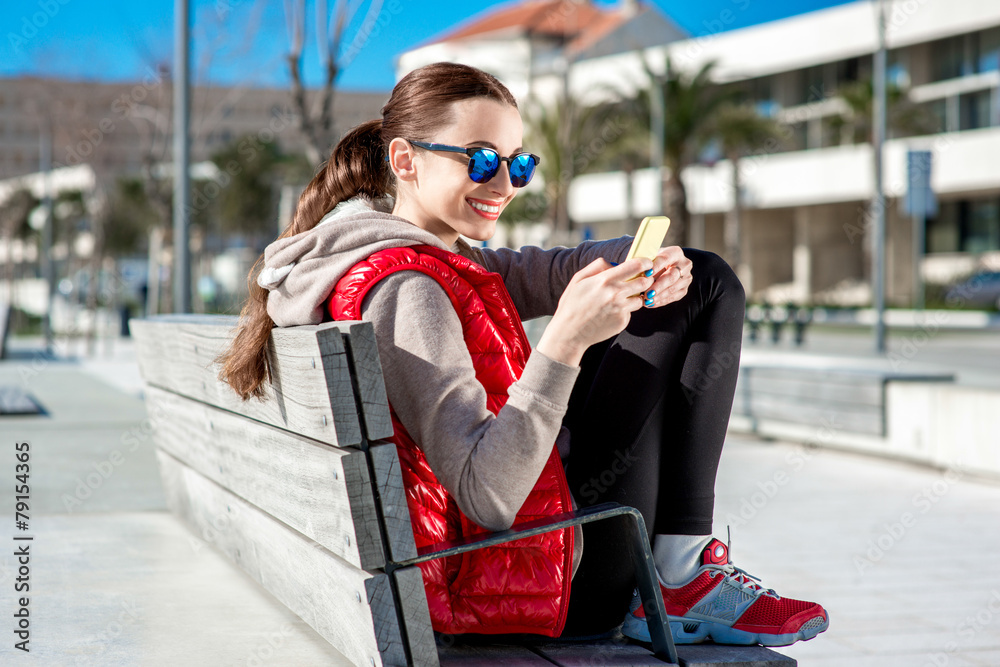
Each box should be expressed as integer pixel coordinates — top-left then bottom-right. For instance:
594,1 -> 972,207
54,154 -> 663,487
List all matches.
622,612 -> 830,647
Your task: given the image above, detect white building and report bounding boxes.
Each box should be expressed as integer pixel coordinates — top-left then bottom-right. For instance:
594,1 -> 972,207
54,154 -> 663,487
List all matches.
560,0 -> 1000,304
398,0 -> 1000,305
397,0 -> 686,103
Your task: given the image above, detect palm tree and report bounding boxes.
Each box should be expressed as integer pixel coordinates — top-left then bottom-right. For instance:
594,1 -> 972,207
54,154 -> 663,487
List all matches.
633,59 -> 734,246
711,103 -> 785,286
829,79 -> 938,144
522,95 -> 611,245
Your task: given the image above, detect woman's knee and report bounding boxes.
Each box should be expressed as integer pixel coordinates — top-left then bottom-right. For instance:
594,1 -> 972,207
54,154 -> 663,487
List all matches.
684,248 -> 746,306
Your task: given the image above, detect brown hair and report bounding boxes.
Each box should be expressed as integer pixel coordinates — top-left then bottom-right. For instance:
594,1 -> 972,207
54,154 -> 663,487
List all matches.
217,62 -> 518,400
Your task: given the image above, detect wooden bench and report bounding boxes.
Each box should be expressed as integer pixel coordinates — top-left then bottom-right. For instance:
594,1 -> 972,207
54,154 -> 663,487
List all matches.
132,314 -> 795,667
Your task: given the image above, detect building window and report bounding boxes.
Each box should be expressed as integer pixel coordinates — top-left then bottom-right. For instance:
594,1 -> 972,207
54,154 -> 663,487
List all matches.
928,198 -> 1000,254
820,116 -> 842,147
786,121 -> 808,151
931,29 -> 1000,82
959,90 -> 992,130
923,99 -> 948,134
980,27 -> 1000,73
931,36 -> 966,81
966,199 -> 1000,253
835,57 -> 861,88
793,65 -> 827,106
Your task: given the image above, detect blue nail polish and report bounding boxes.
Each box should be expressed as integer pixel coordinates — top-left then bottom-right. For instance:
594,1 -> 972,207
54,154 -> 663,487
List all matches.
645,268 -> 653,277
610,261 -> 620,266
647,290 -> 656,298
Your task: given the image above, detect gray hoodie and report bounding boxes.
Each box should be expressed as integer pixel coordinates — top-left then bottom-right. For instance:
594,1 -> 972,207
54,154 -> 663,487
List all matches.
258,195 -> 634,580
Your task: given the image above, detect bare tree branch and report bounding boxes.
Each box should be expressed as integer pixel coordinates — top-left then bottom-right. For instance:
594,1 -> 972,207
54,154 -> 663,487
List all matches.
284,0 -> 382,166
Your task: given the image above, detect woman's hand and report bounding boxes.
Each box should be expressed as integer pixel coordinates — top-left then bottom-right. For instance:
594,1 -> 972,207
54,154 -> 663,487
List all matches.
642,246 -> 693,309
535,257 -> 655,367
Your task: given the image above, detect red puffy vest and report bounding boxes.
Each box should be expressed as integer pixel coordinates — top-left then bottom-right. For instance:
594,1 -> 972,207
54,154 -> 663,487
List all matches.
328,244 -> 575,636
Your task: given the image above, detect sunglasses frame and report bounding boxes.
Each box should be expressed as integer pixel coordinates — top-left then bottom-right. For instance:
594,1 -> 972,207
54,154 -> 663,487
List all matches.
406,139 -> 540,187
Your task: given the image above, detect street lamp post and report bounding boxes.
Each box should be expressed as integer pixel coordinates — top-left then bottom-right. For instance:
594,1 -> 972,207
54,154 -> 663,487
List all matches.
872,0 -> 888,353
173,0 -> 192,314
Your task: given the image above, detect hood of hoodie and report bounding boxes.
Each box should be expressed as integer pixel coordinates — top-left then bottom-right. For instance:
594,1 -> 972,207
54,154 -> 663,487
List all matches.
259,195 -> 455,327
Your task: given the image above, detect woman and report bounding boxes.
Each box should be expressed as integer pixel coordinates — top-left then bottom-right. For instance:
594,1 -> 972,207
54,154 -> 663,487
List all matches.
219,62 -> 828,647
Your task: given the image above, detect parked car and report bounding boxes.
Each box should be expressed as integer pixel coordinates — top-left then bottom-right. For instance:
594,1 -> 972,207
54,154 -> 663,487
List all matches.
944,271 -> 1000,309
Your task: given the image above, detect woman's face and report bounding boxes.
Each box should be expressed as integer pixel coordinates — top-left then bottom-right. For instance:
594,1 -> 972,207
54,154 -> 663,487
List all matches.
390,97 -> 524,247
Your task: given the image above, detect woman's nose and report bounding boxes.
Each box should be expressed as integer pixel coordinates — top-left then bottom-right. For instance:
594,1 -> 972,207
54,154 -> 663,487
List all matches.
488,161 -> 515,197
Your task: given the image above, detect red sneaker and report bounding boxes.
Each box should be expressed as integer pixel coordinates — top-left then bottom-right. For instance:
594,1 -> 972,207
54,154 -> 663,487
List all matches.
623,538 -> 829,646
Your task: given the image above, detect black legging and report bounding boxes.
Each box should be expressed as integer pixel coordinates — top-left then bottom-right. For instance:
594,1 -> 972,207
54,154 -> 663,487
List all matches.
560,248 -> 745,637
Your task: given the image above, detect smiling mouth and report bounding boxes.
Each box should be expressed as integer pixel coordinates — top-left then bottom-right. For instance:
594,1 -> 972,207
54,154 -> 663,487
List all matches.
467,198 -> 502,218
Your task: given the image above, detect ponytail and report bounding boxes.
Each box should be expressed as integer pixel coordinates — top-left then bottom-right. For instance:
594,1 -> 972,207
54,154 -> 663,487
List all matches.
217,120 -> 390,400
218,62 -> 518,401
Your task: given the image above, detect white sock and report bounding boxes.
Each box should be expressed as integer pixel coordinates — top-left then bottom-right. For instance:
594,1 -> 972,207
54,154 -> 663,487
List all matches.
653,534 -> 713,586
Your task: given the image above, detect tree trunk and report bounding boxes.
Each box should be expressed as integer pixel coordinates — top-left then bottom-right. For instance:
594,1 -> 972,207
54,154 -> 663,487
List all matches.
661,170 -> 689,247
724,154 -> 742,267
624,163 -> 637,233
146,226 -> 163,317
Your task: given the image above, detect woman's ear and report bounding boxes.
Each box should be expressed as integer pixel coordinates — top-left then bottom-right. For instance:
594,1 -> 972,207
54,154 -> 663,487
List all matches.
388,137 -> 418,183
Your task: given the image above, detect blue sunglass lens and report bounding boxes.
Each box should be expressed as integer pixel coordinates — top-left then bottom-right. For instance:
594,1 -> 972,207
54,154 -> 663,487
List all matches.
468,148 -> 499,183
509,154 -> 536,187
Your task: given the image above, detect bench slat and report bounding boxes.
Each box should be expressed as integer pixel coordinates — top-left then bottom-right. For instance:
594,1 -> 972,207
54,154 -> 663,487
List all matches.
132,315 -> 363,448
157,449 -> 408,667
438,644 -> 554,665
370,441 -> 419,562
329,320 -> 394,440
393,566 -> 439,667
146,385 -> 385,569
537,642 -> 672,665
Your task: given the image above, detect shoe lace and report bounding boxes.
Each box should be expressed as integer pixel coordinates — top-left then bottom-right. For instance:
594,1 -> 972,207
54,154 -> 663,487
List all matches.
707,526 -> 780,600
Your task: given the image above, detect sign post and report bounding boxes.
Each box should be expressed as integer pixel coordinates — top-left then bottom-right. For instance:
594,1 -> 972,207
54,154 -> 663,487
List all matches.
903,150 -> 936,310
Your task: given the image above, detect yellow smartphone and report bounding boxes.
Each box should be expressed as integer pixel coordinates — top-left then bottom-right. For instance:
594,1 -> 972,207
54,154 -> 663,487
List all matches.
624,216 -> 670,280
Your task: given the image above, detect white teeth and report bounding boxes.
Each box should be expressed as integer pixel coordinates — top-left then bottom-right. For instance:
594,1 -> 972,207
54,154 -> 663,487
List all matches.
469,200 -> 500,214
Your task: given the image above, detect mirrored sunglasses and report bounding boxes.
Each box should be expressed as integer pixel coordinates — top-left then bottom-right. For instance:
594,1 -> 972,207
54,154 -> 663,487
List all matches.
407,140 -> 540,187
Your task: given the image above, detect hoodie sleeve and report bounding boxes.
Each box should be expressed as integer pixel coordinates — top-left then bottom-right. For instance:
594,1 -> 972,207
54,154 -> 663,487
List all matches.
359,270 -> 580,532
476,236 -> 635,320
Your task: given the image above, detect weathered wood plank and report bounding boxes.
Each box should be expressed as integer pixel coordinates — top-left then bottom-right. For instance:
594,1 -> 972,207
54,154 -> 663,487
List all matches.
145,385 -> 384,569
370,440 -> 419,562
393,566 -> 439,667
157,449 -> 406,667
675,644 -> 796,666
537,641 -> 675,665
131,315 -> 362,448
437,643 -> 553,665
326,320 -> 394,440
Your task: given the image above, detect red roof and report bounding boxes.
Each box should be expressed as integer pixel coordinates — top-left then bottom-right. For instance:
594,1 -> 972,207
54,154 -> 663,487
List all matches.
428,0 -> 637,46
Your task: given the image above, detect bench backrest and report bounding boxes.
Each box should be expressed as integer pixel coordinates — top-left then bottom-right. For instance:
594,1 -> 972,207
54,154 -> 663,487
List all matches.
132,314 -> 437,667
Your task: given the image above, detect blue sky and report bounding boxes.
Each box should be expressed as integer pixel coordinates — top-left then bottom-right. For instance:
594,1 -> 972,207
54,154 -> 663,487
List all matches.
2,0 -> 856,91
